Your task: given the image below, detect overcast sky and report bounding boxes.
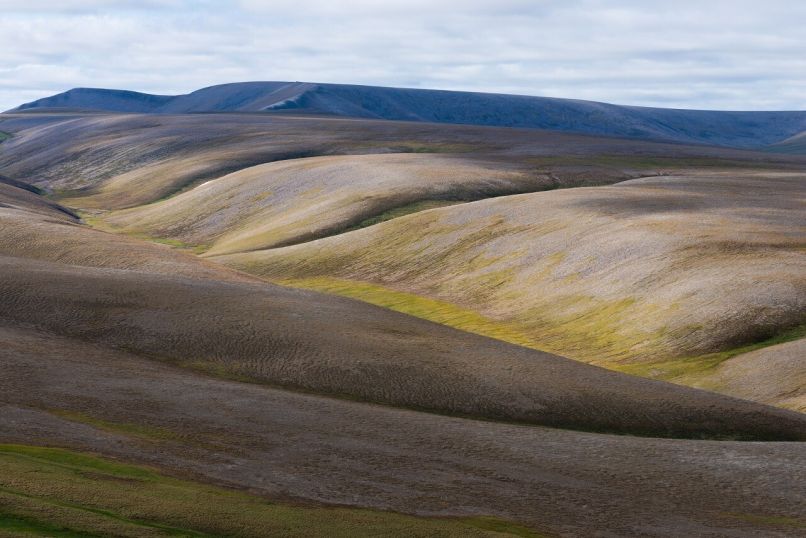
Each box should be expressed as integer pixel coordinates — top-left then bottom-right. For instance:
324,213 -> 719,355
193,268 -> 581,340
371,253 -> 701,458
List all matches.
1,0 -> 804,112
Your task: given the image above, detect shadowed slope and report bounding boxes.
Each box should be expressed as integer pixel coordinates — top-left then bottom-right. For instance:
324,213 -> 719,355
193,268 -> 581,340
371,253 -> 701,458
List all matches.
217,171 -> 806,409
2,181 -> 805,440
9,82 -> 806,148
3,325 -> 806,537
768,130 -> 806,154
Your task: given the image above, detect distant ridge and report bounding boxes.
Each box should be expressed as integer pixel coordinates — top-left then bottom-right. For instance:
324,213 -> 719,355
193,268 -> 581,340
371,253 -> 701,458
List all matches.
9,81 -> 806,148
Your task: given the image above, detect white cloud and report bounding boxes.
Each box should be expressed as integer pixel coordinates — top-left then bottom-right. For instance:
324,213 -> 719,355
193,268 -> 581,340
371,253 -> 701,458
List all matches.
0,0 -> 804,111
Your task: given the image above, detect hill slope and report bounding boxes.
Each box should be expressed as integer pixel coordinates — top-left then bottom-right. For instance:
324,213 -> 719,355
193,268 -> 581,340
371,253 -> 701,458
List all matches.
97,153 -> 620,255
216,171 -> 806,410
767,130 -> 806,154
2,177 -> 805,440
9,81 -> 806,148
2,112 -> 802,214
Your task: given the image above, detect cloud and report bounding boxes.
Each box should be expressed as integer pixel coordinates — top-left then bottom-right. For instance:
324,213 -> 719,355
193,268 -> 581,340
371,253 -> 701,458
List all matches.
0,0 -> 804,111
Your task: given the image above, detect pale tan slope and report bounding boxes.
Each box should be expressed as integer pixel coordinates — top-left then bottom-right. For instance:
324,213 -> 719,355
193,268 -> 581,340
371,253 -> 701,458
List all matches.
216,171 -> 806,405
100,153 -> 560,255
687,338 -> 806,412
3,180 -> 806,439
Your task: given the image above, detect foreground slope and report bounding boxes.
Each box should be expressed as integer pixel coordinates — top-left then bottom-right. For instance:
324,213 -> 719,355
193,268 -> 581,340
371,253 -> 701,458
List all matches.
218,171 -> 806,409
2,178 -> 805,439
10,82 -> 806,148
3,325 -> 806,537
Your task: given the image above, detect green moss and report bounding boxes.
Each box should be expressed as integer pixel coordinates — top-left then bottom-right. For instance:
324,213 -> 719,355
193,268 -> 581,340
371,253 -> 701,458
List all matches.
49,410 -> 185,444
723,512 -> 806,529
278,277 -> 542,350
464,517 -> 547,537
78,212 -> 210,254
0,130 -> 12,143
0,444 -> 544,537
617,324 -> 806,381
0,510 -> 105,537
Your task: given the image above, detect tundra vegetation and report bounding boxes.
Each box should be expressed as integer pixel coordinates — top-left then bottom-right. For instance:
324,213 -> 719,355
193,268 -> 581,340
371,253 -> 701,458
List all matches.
1,88 -> 805,536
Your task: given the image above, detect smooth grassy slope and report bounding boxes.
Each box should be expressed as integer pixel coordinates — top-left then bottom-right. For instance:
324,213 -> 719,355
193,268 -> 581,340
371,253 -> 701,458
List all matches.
97,154 -> 557,255
3,180 -> 806,440
216,171 -> 806,409
0,444 -> 539,538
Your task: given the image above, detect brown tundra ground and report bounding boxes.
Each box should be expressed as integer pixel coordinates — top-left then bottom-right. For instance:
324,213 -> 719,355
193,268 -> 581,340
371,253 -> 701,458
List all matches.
0,111 -> 805,537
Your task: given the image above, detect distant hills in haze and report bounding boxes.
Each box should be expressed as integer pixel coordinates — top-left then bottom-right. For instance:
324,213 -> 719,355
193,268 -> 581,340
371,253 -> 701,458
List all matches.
8,81 -> 806,149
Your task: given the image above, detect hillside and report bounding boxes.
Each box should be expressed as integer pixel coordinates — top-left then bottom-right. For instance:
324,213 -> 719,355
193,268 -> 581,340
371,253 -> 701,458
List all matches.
2,112 -> 801,213
2,112 -> 804,410
97,153 -> 626,256
7,178 -> 804,439
767,130 -> 806,154
216,171 -> 806,409
2,108 -> 806,537
9,81 -> 806,148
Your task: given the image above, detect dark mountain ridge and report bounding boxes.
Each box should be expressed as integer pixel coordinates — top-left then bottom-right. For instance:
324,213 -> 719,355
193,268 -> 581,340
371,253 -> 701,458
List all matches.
8,81 -> 806,148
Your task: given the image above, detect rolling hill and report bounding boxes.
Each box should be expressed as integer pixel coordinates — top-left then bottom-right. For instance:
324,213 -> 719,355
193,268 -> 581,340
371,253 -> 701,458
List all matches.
2,103 -> 806,537
2,111 -> 804,410
9,81 -> 806,148
216,171 -> 806,409
7,176 -> 804,439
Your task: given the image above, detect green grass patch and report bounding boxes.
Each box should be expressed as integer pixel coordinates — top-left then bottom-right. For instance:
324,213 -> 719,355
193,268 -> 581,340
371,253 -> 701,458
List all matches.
0,444 -> 545,537
723,512 -> 806,529
277,276 -> 542,350
0,130 -> 11,143
0,510 -> 105,537
49,409 -> 185,444
78,211 -> 210,254
616,324 -> 806,381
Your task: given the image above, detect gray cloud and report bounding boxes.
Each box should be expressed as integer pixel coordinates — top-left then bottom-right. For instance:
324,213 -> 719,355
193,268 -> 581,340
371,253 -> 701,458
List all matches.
1,0 -> 804,111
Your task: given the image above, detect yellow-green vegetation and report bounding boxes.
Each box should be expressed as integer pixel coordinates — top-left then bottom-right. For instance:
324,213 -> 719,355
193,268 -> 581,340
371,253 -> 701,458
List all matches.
219,172 -> 806,410
274,278 -> 659,365
616,324 -> 806,383
277,277 -> 542,350
79,211 -> 209,254
0,444 -> 545,538
48,410 -> 184,444
722,512 -> 806,530
93,153 -> 540,256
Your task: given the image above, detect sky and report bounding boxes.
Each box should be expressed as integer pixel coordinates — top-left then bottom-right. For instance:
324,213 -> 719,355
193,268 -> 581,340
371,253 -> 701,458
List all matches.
1,0 -> 804,112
